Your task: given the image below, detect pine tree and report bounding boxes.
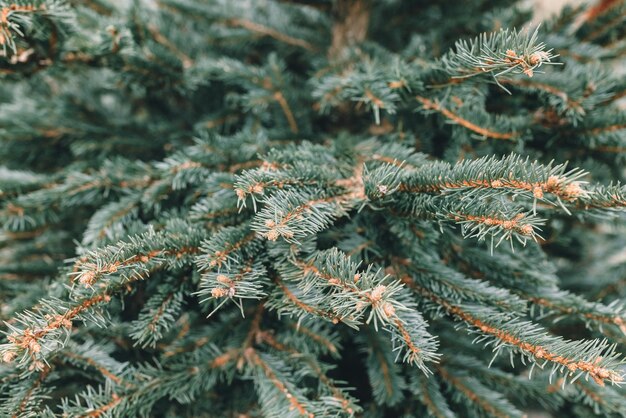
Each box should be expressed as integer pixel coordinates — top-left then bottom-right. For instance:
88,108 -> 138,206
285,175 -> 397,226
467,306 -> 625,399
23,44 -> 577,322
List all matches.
1,0 -> 626,416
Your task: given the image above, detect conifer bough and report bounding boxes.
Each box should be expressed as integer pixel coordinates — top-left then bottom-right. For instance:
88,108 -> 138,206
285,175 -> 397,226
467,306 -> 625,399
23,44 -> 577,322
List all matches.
1,0 -> 626,417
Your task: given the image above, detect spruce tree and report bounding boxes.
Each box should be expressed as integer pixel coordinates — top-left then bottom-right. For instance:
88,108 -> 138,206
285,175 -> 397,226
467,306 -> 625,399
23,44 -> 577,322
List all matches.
1,0 -> 626,416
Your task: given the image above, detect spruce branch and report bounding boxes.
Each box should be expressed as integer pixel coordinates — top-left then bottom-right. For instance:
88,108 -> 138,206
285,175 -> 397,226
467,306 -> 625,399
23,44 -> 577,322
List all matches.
259,328 -> 360,415
445,238 -> 626,339
1,223 -> 205,370
579,2 -> 626,44
0,0 -> 72,54
396,268 -> 625,386
228,17 -> 317,51
570,378 -> 626,416
0,167 -> 47,197
0,158 -> 154,232
575,182 -> 626,210
1,0 -> 625,415
439,26 -> 558,91
408,373 -> 456,418
197,259 -> 269,317
437,363 -> 525,418
272,248 -> 439,372
246,349 -> 319,418
357,329 -> 407,407
70,222 -> 203,291
251,188 -> 352,243
245,152 -> 366,243
447,354 -> 565,411
129,284 -> 187,348
0,365 -> 51,417
195,223 -> 260,271
81,194 -> 141,246
58,341 -> 128,386
416,96 -> 521,140
1,295 -> 112,372
389,193 -> 545,247
271,273 -> 356,332
201,54 -> 304,133
283,319 -> 341,358
56,345 -> 238,417
392,154 -> 588,208
499,63 -> 614,124
389,254 -> 528,314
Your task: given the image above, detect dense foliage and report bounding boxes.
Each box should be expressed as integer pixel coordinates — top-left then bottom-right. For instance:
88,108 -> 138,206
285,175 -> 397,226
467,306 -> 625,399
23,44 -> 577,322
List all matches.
1,0 -> 626,417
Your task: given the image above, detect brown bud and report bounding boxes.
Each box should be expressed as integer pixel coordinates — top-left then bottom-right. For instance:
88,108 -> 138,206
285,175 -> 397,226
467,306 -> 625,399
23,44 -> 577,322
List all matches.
78,270 -> 97,287
546,176 -> 561,189
519,224 -> 534,235
564,182 -> 583,199
529,51 -> 549,65
266,230 -> 279,241
382,302 -> 396,318
216,274 -> 231,284
29,360 -> 45,371
211,288 -> 229,298
2,351 -> 17,363
370,285 -> 386,302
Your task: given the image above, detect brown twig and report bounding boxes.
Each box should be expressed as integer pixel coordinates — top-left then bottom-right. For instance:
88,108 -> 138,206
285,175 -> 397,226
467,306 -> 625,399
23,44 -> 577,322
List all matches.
416,96 -> 519,140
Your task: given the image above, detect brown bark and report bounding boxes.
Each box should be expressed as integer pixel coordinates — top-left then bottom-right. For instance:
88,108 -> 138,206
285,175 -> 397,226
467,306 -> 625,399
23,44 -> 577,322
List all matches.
328,0 -> 371,60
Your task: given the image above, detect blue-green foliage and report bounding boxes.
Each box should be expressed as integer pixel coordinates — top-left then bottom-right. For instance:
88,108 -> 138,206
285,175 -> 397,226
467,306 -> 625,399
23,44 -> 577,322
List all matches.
1,1 -> 625,417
